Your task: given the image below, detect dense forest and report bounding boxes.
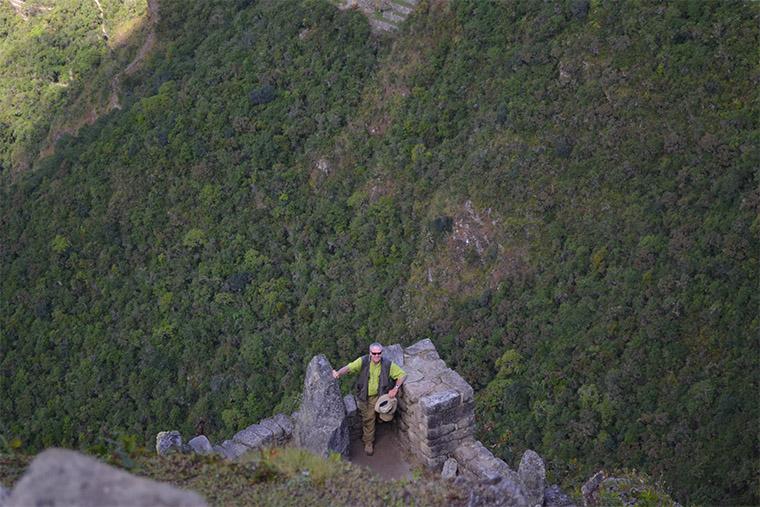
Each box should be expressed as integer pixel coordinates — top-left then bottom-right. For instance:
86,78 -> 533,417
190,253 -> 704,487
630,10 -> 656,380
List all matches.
1,0 -> 757,504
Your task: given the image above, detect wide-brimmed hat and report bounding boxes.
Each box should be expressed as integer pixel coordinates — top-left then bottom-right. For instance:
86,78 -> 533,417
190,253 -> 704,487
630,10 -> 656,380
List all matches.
375,394 -> 398,422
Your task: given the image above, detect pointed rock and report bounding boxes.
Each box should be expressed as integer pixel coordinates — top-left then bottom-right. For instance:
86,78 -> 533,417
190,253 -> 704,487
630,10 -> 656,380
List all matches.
293,354 -> 349,457
518,449 -> 546,507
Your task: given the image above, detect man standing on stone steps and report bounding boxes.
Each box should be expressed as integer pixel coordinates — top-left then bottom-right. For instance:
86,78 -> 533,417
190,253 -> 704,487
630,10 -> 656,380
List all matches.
332,342 -> 406,456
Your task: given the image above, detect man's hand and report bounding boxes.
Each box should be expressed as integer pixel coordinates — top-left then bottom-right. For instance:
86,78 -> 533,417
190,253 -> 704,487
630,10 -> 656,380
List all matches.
332,369 -> 340,379
388,386 -> 399,398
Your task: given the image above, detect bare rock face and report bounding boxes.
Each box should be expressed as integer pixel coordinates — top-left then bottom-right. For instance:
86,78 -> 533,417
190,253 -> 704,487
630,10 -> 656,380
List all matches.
6,448 -> 207,507
156,430 -> 182,456
518,449 -> 546,507
293,354 -> 349,457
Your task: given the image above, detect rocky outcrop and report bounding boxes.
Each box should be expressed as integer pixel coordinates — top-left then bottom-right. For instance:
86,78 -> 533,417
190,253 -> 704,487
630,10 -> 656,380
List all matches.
519,449 -> 546,507
156,430 -> 183,456
5,448 -> 206,507
293,354 -> 350,457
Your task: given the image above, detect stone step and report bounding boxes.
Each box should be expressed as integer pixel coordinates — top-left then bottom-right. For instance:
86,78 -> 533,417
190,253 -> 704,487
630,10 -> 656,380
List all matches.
382,9 -> 405,24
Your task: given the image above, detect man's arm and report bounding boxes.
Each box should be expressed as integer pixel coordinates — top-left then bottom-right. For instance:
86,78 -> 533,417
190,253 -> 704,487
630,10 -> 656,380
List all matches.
333,357 -> 362,379
388,362 -> 407,398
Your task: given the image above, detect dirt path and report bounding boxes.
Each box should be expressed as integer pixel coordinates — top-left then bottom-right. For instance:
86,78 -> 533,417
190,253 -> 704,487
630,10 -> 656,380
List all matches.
348,422 -> 413,480
108,0 -> 159,110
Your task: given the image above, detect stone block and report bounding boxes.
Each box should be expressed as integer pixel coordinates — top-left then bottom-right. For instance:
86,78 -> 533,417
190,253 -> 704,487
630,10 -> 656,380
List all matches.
424,399 -> 474,427
420,389 -> 461,416
188,435 -> 213,455
404,356 -> 447,375
427,422 -> 457,440
155,431 -> 182,456
404,338 -> 439,358
418,438 -> 459,458
343,394 -> 358,418
219,440 -> 251,460
439,369 -> 474,403
402,377 -> 437,403
442,458 -> 458,480
233,424 -> 274,449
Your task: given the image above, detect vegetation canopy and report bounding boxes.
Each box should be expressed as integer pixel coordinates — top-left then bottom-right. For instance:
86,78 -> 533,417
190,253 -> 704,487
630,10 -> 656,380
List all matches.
1,1 -> 757,504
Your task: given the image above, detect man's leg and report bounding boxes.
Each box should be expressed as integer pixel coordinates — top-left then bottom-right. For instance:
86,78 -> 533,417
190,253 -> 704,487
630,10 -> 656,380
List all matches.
362,395 -> 378,454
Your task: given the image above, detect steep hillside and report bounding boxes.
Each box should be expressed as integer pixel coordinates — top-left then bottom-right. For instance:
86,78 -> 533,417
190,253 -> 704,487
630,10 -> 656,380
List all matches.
1,0 -> 757,504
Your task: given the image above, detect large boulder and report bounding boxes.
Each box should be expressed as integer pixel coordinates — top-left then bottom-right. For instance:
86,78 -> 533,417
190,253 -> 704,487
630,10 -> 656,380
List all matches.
518,449 -> 546,507
6,448 -> 207,507
293,354 -> 349,457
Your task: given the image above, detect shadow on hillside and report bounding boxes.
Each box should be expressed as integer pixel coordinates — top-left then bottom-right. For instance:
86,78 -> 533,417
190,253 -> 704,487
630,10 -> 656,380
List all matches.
3,0 -> 155,177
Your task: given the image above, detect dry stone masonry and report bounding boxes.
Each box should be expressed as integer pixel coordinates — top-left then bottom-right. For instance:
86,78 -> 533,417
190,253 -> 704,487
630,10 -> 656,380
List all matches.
337,0 -> 419,33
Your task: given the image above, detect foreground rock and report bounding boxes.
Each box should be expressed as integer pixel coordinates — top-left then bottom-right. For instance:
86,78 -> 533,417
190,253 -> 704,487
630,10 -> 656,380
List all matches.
5,448 -> 207,507
293,354 -> 349,457
0,484 -> 9,507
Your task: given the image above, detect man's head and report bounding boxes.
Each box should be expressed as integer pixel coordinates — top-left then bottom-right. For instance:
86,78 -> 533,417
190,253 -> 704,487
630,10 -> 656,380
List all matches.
369,342 -> 383,364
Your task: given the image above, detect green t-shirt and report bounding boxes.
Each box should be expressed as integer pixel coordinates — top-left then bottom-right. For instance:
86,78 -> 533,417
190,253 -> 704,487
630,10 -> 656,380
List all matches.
347,356 -> 406,397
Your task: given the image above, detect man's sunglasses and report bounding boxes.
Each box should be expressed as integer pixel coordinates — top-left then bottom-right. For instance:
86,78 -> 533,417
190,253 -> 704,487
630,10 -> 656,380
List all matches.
370,351 -> 382,356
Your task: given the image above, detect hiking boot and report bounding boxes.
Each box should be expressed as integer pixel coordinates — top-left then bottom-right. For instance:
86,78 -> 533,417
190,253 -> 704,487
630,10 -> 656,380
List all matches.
364,442 -> 374,455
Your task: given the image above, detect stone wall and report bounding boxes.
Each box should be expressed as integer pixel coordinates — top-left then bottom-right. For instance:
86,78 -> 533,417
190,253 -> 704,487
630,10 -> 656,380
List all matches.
395,339 -> 475,469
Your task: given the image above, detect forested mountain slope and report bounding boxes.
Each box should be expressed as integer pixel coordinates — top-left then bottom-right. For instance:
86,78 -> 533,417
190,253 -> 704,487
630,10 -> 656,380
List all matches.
1,1 -> 757,504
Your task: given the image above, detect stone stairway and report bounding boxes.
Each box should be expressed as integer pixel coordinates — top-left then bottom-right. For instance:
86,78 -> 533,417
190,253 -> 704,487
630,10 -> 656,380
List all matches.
337,0 -> 419,33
